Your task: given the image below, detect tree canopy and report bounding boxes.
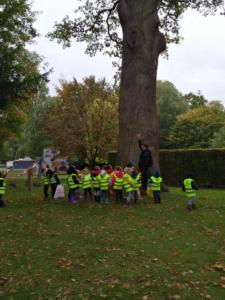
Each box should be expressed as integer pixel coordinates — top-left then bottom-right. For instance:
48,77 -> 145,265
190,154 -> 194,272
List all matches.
49,0 -> 224,59
156,80 -> 188,148
0,0 -> 48,109
168,101 -> 225,149
210,126 -> 225,148
41,76 -> 119,165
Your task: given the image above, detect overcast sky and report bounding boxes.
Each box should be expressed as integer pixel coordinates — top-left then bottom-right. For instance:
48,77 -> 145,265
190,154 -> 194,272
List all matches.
31,0 -> 225,103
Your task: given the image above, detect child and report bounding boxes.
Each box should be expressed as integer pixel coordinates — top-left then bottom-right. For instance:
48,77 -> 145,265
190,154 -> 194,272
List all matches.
92,166 -> 101,202
106,165 -> 114,179
123,167 -> 134,206
67,166 -> 80,204
149,171 -> 162,204
41,166 -> 50,199
49,168 -> 60,199
131,167 -> 141,203
112,166 -> 124,203
0,172 -> 6,207
99,169 -> 110,204
183,174 -> 199,210
82,168 -> 93,200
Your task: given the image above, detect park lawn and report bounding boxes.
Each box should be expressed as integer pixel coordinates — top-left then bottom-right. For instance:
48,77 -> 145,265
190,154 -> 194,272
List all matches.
0,179 -> 225,300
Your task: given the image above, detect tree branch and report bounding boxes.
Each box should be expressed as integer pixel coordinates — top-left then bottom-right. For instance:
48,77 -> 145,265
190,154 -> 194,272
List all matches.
89,0 -> 120,41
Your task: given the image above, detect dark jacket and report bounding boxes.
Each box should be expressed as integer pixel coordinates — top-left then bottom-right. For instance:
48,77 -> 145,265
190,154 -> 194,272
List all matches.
138,140 -> 153,171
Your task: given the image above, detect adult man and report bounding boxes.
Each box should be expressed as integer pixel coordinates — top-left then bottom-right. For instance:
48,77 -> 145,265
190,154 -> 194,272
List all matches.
138,134 -> 153,193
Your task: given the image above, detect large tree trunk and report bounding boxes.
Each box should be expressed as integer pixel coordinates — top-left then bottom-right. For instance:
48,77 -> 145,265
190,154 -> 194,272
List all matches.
117,0 -> 166,170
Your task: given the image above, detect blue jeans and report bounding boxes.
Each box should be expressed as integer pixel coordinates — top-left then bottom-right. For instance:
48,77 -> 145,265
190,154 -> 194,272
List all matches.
100,190 -> 109,203
153,191 -> 161,204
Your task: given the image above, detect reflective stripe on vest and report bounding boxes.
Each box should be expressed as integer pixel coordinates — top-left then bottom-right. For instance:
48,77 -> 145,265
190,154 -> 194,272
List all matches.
67,174 -> 79,189
50,175 -> 57,184
42,175 -> 49,185
123,174 -> 133,193
0,178 -> 6,195
184,178 -> 196,198
82,174 -> 92,189
93,175 -> 100,188
137,173 -> 142,188
100,174 -> 109,190
150,176 -> 162,191
132,174 -> 141,191
114,175 -> 123,190
108,171 -> 114,178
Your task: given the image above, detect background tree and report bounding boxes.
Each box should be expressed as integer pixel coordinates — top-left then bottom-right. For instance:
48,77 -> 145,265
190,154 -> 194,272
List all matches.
42,77 -> 119,166
0,105 -> 27,160
182,91 -> 208,109
156,80 -> 188,148
0,0 -> 48,109
168,101 -> 225,149
49,0 -> 224,169
210,126 -> 225,148
16,82 -> 54,158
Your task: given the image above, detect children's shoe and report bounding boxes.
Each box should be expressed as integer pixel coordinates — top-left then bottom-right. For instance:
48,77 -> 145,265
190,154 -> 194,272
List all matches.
186,205 -> 192,211
0,199 -> 6,207
192,204 -> 196,210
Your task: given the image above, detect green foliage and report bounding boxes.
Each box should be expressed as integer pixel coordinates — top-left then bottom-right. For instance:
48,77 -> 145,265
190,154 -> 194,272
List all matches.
182,91 -> 208,109
107,150 -> 118,166
0,104 -> 27,159
210,126 -> 225,148
168,102 -> 225,148
0,0 -> 48,108
108,149 -> 225,187
17,83 -> 54,158
1,178 -> 225,299
160,149 -> 225,187
49,0 -> 224,59
42,76 -> 119,165
156,80 -> 188,148
0,83 -> 53,161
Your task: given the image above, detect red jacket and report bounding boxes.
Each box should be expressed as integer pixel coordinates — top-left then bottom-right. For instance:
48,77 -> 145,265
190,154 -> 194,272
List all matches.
112,171 -> 124,186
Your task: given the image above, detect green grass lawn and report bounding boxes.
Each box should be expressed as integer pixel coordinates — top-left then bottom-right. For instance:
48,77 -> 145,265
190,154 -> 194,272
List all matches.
0,179 -> 225,300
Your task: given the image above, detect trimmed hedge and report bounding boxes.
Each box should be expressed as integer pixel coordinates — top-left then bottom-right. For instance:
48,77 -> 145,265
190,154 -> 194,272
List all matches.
160,149 -> 225,188
108,149 -> 225,188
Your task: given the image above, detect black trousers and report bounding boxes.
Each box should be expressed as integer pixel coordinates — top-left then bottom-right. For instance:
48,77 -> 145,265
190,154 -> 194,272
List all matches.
153,191 -> 161,204
0,195 -> 5,207
141,168 -> 151,190
84,188 -> 92,200
50,183 -> 57,198
44,184 -> 49,198
94,188 -> 100,202
115,190 -> 123,203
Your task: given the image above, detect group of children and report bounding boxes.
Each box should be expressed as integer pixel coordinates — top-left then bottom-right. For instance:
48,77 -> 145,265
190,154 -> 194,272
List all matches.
0,166 -> 198,210
43,165 -> 144,206
42,164 -> 198,210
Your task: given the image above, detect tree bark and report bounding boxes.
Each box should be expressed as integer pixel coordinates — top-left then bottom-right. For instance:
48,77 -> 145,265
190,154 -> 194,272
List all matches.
117,0 -> 166,170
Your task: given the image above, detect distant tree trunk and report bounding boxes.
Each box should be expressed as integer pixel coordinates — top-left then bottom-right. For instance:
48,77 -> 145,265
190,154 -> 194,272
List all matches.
117,0 -> 166,170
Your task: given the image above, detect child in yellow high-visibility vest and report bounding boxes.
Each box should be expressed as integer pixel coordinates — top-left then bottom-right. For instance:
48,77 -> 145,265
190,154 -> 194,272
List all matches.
182,174 -> 198,210
81,168 -> 93,200
0,172 -> 6,207
123,167 -> 134,206
112,166 -> 124,203
148,171 -> 162,204
92,166 -> 101,203
99,169 -> 110,204
131,167 -> 141,203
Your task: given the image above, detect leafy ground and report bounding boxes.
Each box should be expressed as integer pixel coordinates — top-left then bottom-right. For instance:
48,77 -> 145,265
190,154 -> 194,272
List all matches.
0,178 -> 225,300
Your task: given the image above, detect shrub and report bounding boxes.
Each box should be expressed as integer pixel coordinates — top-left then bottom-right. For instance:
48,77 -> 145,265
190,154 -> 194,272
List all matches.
108,149 -> 225,188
